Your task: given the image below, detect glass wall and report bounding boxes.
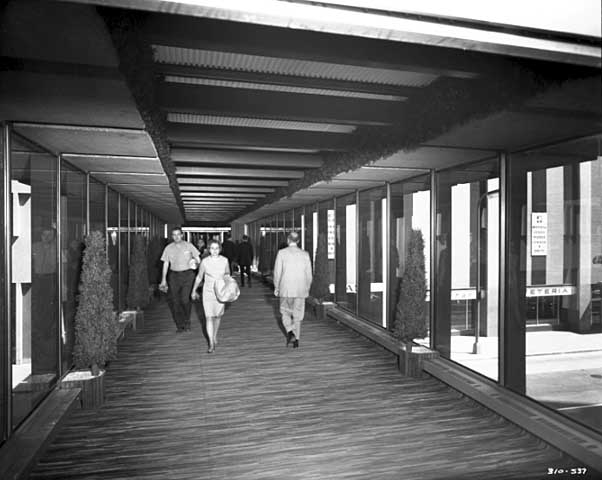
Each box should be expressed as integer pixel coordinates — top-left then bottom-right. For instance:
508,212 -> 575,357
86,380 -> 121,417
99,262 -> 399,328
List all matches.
0,131 -> 6,442
10,133 -> 58,428
60,161 -> 86,375
89,178 -> 105,234
107,189 -> 119,311
390,175 -> 431,343
120,196 -> 129,310
335,193 -> 357,314
435,158 -> 500,380
318,200 -> 335,302
358,187 -> 387,326
509,136 -> 602,434
0,126 -> 165,440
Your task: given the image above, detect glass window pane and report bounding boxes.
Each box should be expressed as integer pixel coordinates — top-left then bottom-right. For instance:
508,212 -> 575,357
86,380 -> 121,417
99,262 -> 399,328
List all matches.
435,158 -> 500,381
120,196 -> 129,311
319,200 -> 335,302
89,177 -> 105,234
10,133 -> 58,428
335,194 -> 357,314
107,189 -> 119,311
60,161 -> 86,375
0,130 -> 6,440
358,187 -> 386,326
390,175 -> 431,342
511,135 -> 602,435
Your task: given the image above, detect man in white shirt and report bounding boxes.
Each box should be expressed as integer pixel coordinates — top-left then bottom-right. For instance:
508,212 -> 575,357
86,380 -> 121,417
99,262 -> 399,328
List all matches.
273,232 -> 313,348
160,227 -> 200,332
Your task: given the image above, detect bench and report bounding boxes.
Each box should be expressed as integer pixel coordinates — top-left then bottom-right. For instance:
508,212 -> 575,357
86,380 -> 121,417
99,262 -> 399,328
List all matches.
0,388 -> 81,480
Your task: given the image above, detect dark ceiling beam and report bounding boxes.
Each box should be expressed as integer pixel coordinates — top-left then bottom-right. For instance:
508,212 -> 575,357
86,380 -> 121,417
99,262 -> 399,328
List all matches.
166,124 -> 350,151
159,83 -> 401,126
0,56 -> 121,79
178,178 -> 289,187
171,148 -> 323,168
177,166 -> 306,178
157,64 -> 418,98
143,14 -> 481,79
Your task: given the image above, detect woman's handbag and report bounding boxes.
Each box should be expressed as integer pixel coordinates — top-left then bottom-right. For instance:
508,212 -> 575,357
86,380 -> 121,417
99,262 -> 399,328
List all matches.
214,275 -> 240,303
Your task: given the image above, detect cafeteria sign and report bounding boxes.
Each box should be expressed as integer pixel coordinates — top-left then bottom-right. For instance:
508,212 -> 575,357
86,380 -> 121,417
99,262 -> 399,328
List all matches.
531,212 -> 548,256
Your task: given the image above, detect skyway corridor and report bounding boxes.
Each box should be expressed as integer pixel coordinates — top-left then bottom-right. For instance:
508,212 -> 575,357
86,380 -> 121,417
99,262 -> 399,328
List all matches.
31,281 -> 582,480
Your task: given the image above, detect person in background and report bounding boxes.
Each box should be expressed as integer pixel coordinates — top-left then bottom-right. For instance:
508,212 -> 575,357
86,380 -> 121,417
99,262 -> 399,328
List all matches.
273,232 -> 313,349
196,237 -> 209,259
159,226 -> 200,333
191,240 -> 230,353
237,235 -> 254,287
222,233 -> 236,274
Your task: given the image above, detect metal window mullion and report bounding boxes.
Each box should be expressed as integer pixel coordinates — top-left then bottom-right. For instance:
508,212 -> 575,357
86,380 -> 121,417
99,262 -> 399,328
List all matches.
3,124 -> 12,436
105,185 -> 109,261
355,189 -> 360,315
499,151 -> 508,385
384,182 -> 391,329
56,155 -> 63,379
117,193 -> 121,311
333,196 -> 337,302
429,169 -> 437,350
86,173 -> 90,237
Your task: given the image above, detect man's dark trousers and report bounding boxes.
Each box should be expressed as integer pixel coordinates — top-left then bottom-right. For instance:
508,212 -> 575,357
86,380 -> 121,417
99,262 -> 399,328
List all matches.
167,270 -> 195,330
240,264 -> 252,286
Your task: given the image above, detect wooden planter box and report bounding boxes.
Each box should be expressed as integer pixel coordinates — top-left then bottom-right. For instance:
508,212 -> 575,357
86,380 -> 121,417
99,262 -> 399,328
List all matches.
60,370 -> 105,409
398,344 -> 440,377
307,298 -> 334,320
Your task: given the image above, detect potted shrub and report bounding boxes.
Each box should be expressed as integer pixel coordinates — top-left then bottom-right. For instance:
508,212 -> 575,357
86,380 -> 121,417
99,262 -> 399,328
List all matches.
258,236 -> 270,282
125,235 -> 150,330
309,233 -> 333,320
147,235 -> 163,300
61,231 -> 119,408
394,229 -> 434,376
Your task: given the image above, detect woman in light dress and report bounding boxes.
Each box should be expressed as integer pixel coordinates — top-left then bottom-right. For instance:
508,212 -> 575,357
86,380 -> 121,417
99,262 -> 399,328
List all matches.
191,240 -> 230,353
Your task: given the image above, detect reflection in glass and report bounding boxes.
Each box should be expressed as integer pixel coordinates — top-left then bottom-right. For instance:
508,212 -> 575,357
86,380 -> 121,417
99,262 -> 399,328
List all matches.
436,159 -> 500,381
511,136 -> 602,435
319,200 -> 335,302
120,196 -> 129,310
358,187 -> 386,326
107,189 -> 119,311
335,194 -> 357,314
60,161 -> 86,375
390,175 -> 431,342
10,134 -> 58,428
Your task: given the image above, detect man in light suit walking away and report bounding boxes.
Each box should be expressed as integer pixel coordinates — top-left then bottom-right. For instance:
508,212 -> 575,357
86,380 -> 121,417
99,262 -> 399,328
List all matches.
273,232 -> 313,348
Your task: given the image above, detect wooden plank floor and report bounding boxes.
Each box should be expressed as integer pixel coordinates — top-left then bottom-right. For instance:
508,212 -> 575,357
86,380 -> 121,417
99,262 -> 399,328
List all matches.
31,281 -> 588,480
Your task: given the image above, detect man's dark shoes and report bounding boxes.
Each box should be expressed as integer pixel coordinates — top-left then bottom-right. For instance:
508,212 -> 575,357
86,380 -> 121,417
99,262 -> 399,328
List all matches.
293,339 -> 299,349
286,331 -> 295,347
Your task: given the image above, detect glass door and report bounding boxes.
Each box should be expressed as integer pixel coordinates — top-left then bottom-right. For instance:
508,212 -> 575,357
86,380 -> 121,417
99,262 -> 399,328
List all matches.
435,158 -> 500,380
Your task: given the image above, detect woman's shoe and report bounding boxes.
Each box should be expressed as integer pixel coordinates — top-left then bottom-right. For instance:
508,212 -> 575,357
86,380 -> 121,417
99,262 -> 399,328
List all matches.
286,331 -> 295,347
207,343 -> 215,353
293,339 -> 299,349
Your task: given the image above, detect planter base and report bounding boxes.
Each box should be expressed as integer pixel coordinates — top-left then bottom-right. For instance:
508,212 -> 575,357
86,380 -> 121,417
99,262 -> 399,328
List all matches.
398,346 -> 439,377
60,370 -> 105,409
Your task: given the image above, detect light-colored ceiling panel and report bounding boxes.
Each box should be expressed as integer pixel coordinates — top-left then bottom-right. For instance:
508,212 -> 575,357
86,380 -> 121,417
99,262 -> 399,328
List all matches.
64,155 -> 164,174
91,173 -> 170,185
373,146 -> 495,170
154,46 -> 438,87
13,123 -> 156,157
172,148 -> 323,168
167,113 -> 356,133
165,76 -> 405,101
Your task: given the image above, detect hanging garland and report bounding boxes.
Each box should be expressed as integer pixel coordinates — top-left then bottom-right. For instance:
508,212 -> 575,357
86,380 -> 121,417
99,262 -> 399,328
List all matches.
235,58 -> 594,220
98,8 -> 185,221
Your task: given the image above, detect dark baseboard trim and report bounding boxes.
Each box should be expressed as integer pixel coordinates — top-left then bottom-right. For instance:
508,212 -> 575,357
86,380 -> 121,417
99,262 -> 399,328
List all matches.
423,357 -> 602,474
0,387 -> 81,480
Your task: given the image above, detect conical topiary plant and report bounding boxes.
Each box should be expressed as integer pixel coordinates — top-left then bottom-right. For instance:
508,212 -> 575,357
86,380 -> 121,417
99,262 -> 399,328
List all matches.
74,231 -> 118,376
258,236 -> 270,275
394,229 -> 428,353
127,235 -> 150,310
310,232 -> 330,302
